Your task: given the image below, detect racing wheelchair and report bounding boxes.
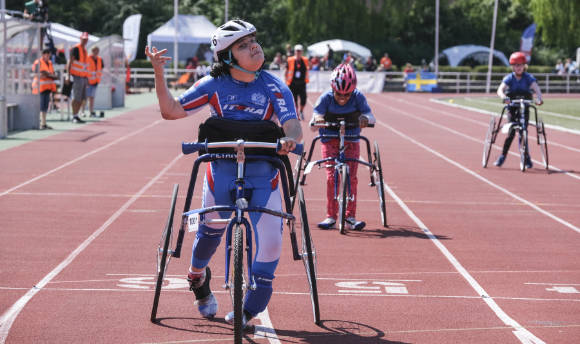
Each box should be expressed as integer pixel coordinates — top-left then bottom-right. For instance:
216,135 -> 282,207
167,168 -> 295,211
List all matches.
482,98 -> 548,172
294,111 -> 387,234
150,138 -> 320,343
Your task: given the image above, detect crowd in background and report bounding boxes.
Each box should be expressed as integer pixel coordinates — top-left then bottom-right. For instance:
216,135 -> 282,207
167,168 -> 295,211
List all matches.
554,58 -> 579,75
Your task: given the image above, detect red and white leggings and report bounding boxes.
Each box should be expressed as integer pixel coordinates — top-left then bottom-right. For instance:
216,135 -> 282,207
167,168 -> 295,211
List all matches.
321,139 -> 360,219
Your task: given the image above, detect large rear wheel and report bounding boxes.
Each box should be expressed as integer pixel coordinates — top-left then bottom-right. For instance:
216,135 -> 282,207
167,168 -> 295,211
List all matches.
482,117 -> 495,168
338,164 -> 348,235
151,184 -> 179,323
373,142 -> 387,227
298,186 -> 320,324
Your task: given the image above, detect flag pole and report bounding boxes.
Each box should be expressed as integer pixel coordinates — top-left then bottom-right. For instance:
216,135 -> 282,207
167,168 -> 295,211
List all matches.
485,0 -> 498,94
173,0 -> 178,76
434,0 -> 439,75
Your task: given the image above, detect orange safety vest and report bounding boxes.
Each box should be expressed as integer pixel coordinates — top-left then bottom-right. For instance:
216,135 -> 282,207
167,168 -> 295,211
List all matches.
285,56 -> 309,85
87,55 -> 103,85
70,43 -> 89,77
32,58 -> 57,94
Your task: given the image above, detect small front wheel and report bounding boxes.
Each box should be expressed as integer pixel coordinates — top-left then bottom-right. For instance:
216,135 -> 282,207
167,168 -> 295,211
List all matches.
232,224 -> 244,343
151,184 -> 179,323
482,117 -> 495,168
373,141 -> 388,227
338,164 -> 348,234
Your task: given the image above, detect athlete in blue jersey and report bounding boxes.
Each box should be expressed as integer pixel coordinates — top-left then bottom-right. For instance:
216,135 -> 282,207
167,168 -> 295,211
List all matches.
146,19 -> 302,327
495,51 -> 543,168
310,63 -> 375,231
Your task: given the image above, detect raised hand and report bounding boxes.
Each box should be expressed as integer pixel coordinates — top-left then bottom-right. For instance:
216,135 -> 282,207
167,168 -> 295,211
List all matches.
145,46 -> 171,70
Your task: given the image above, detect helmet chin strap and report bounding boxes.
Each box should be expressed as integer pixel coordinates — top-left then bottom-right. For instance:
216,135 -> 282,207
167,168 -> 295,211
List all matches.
224,50 -> 261,80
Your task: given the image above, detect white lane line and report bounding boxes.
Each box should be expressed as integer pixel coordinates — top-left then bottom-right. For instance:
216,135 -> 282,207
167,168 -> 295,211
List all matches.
2,286 -> 578,304
464,97 -> 580,121
0,119 -> 163,198
375,116 -> 580,232
254,308 -> 281,344
429,97 -> 580,136
422,98 -> 580,154
0,153 -> 183,344
381,170 -> 545,343
369,98 -> 580,181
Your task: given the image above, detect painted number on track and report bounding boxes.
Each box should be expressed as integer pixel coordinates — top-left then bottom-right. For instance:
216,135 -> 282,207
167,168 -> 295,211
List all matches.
336,281 -> 408,294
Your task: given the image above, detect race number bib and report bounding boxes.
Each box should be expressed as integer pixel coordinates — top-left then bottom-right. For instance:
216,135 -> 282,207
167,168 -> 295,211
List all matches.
188,213 -> 200,232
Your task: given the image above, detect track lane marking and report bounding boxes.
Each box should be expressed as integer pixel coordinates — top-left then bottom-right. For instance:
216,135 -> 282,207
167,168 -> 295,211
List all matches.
382,176 -> 546,343
371,110 -> 580,233
369,97 -> 580,182
0,119 -> 163,198
0,153 -> 182,344
374,119 -> 559,343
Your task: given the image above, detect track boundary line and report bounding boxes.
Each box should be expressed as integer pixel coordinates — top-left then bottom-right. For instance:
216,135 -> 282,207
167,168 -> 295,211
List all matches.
374,114 -> 580,231
369,97 -> 580,181
397,96 -> 580,154
429,97 -> 580,136
0,153 -> 182,344
380,165 -> 545,343
0,119 -> 163,198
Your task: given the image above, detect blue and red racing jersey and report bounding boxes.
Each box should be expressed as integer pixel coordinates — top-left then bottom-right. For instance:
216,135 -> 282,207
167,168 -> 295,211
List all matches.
312,88 -> 375,142
178,71 -> 297,124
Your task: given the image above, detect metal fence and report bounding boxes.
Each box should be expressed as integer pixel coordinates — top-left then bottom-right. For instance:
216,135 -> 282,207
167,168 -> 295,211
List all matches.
384,71 -> 580,93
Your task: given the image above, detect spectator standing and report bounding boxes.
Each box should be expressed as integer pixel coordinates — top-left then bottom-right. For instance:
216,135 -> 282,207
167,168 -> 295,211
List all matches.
87,46 -> 104,117
285,43 -> 294,57
269,52 -> 283,70
325,44 -> 334,70
23,0 -> 47,22
554,59 -> 565,75
66,32 -> 90,123
286,44 -> 309,120
364,56 -> 376,71
310,55 -> 321,71
379,53 -> 392,72
403,63 -> 414,77
32,48 -> 57,129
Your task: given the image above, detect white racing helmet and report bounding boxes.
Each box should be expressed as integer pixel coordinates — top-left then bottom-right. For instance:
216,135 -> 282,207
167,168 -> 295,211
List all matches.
211,19 -> 256,61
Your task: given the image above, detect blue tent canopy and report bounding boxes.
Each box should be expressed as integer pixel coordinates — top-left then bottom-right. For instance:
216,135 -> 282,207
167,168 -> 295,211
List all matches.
440,45 -> 510,67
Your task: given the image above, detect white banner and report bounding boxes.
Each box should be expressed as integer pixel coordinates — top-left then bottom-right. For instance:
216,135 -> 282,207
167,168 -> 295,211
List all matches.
269,70 -> 385,93
123,14 -> 142,62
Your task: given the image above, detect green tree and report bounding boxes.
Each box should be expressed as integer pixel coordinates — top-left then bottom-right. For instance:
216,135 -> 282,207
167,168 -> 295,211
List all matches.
530,0 -> 580,53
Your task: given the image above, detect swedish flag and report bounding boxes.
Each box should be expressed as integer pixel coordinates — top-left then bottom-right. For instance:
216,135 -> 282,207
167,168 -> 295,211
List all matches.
406,72 -> 438,92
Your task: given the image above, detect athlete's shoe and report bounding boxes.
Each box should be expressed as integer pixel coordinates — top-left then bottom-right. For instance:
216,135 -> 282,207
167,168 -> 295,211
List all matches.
188,267 -> 218,318
494,155 -> 506,167
72,116 -> 85,124
225,309 -> 253,329
346,217 -> 365,231
317,217 -> 336,230
525,155 -> 533,169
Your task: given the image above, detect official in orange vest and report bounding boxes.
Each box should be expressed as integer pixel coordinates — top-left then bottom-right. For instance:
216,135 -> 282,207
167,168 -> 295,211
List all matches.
66,31 -> 90,123
86,46 -> 105,117
285,44 -> 309,120
32,49 -> 57,129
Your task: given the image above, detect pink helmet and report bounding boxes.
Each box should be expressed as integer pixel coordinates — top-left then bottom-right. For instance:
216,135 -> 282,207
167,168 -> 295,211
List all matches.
330,63 -> 357,94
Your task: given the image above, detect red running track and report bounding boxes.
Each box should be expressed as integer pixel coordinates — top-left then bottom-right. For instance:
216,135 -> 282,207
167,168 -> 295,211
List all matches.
0,93 -> 579,343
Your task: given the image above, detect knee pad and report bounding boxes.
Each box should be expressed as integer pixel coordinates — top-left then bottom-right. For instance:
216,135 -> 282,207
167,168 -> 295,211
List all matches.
243,270 -> 275,317
191,224 -> 225,269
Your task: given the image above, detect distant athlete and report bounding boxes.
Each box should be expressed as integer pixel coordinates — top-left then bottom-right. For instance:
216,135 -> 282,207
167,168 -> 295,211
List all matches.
495,51 -> 543,168
311,63 -> 375,231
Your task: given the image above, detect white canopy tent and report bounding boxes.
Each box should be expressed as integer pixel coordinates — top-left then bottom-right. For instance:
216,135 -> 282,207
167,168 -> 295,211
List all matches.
307,39 -> 372,59
147,14 -> 216,63
47,22 -> 99,56
440,45 -> 509,67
